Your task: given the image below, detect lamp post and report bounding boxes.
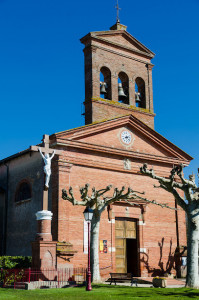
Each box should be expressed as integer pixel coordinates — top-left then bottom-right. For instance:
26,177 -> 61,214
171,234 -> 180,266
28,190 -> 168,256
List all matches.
83,207 -> 94,291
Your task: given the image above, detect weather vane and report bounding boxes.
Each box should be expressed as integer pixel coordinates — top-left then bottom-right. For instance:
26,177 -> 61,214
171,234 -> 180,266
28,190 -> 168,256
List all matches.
115,0 -> 121,23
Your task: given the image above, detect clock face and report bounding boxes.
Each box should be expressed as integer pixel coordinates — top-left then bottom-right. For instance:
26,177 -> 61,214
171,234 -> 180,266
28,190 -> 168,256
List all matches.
121,130 -> 132,145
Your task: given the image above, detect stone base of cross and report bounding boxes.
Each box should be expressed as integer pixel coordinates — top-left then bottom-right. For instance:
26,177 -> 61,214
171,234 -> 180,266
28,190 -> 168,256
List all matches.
30,134 -> 62,210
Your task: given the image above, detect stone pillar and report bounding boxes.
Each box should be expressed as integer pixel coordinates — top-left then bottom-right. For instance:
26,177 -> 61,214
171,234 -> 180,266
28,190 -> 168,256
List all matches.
129,79 -> 135,106
36,210 -> 53,241
146,64 -> 154,112
111,74 -> 118,101
32,210 -> 57,269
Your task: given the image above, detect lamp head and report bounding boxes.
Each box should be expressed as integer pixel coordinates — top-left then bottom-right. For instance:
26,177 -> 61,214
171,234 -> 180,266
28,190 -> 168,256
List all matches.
83,207 -> 94,222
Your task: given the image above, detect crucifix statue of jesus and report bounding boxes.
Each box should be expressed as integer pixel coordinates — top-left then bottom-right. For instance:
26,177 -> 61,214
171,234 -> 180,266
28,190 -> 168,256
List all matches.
38,147 -> 55,188
30,134 -> 62,210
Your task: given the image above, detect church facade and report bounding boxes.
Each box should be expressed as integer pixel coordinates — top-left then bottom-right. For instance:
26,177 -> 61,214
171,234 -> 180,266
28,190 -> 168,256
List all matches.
0,22 -> 192,278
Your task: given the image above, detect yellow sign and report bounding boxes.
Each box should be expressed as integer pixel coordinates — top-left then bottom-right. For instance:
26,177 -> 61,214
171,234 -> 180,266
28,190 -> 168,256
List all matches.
99,240 -> 103,253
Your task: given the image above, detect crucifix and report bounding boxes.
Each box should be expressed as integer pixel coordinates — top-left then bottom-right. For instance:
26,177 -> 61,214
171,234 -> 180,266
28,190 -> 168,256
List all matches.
115,0 -> 121,23
30,134 -> 62,211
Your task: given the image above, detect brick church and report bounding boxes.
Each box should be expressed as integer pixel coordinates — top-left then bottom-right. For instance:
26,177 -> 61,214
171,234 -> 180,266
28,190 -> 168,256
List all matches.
0,21 -> 192,278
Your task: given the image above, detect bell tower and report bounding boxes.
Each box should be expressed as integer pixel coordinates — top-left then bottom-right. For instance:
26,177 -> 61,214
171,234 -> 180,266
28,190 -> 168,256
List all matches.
80,22 -> 155,128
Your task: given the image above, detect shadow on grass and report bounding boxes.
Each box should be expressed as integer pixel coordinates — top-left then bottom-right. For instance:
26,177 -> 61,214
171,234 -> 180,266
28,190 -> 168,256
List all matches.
157,289 -> 199,299
150,288 -> 199,299
92,284 -> 131,289
91,285 -> 199,298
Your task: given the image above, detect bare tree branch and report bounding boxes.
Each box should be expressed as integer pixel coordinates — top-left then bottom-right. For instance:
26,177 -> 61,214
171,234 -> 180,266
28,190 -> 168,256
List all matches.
103,187 -> 134,207
125,194 -> 178,210
97,185 -> 112,197
176,165 -> 197,190
62,188 -> 87,206
80,183 -> 90,201
62,183 -> 180,211
140,163 -> 184,189
140,163 -> 188,211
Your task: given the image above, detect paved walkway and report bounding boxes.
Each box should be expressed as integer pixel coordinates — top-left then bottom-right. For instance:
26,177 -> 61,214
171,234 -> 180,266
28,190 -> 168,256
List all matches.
106,277 -> 186,288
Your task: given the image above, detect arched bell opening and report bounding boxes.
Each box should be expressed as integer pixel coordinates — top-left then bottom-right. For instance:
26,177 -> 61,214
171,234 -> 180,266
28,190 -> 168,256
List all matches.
118,72 -> 129,104
135,77 -> 146,108
100,67 -> 111,100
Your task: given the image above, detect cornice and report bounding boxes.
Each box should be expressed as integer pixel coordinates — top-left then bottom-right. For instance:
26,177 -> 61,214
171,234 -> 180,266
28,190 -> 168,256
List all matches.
88,97 -> 155,116
84,43 -> 154,66
55,139 -> 189,166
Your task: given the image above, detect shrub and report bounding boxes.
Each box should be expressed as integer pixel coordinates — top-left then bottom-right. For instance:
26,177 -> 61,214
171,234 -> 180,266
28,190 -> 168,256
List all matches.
0,256 -> 32,269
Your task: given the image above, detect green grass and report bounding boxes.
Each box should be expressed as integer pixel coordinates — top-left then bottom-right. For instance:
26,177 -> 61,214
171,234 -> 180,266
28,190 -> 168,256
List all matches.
0,285 -> 199,300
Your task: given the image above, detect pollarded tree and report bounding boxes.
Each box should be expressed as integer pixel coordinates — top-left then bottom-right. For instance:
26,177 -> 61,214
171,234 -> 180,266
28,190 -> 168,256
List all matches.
62,185 -> 135,282
62,184 -> 176,283
140,163 -> 199,288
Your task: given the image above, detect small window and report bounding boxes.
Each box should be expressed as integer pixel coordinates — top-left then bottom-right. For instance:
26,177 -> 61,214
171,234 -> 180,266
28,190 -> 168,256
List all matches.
15,181 -> 31,202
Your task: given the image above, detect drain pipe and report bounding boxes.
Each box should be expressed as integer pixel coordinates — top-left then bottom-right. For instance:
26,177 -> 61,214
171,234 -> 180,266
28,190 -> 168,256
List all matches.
175,199 -> 179,248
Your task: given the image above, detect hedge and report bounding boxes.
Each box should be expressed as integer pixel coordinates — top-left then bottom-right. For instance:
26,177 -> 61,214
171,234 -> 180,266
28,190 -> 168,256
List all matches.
0,256 -> 32,269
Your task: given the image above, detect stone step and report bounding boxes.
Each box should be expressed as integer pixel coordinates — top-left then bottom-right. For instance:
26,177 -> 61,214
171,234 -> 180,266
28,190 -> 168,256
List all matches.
137,277 -> 185,286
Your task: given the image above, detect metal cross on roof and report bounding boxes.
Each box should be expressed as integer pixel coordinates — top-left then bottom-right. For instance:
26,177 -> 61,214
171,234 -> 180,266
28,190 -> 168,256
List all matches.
115,0 -> 121,23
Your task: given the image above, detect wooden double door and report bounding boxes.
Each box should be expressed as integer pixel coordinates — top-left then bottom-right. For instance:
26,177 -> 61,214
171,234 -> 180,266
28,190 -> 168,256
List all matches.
115,218 -> 139,276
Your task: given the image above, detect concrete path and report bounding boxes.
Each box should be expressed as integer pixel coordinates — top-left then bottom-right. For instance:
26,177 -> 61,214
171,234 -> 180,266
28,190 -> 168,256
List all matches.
105,277 -> 186,288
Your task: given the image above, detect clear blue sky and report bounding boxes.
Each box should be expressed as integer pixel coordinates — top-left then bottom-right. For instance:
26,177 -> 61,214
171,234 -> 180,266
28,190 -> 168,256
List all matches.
0,0 -> 199,179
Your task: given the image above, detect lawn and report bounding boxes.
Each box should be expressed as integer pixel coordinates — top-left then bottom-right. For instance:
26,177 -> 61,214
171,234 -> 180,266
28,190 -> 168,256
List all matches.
0,285 -> 199,300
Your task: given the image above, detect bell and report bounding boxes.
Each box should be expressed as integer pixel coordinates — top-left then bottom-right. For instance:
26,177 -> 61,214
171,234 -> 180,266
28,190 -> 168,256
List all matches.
135,92 -> 141,103
118,83 -> 127,98
100,82 -> 107,95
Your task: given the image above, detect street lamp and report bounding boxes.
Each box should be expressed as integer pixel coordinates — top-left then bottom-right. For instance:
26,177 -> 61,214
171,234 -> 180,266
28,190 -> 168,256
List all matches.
83,207 -> 93,291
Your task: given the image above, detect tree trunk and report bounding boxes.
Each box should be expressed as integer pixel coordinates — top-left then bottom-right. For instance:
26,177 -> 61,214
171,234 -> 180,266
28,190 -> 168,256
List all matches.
186,215 -> 199,288
90,212 -> 101,283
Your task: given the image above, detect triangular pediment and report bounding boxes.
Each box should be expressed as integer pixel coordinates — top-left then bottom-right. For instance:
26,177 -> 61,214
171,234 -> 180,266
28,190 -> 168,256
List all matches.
81,30 -> 155,59
95,31 -> 154,57
52,115 -> 192,164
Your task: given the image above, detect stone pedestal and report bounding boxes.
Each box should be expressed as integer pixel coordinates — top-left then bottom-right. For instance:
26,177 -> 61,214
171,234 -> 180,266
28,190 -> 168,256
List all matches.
32,210 -> 57,269
35,210 -> 53,241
